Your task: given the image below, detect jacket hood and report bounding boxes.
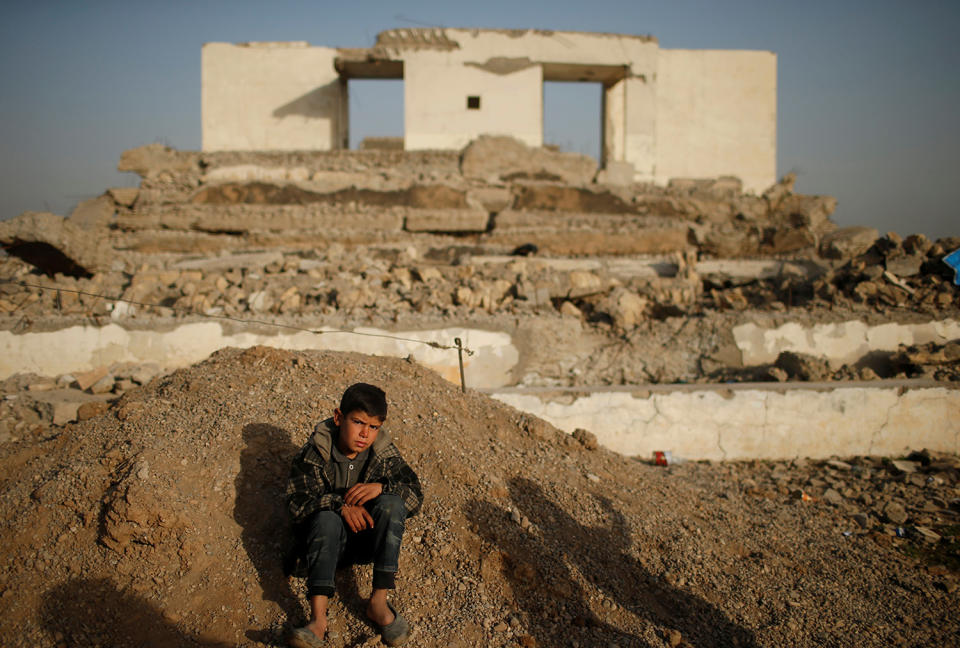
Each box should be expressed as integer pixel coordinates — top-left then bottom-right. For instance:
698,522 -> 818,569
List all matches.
309,416 -> 393,462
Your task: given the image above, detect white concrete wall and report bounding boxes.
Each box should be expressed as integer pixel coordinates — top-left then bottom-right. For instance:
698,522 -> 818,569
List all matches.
734,319 -> 960,367
404,58 -> 543,150
387,29 -> 659,154
0,323 -> 518,389
654,49 -> 777,194
493,384 -> 960,460
202,42 -> 344,151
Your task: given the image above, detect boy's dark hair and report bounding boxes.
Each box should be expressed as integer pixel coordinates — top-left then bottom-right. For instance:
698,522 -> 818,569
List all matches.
339,382 -> 388,420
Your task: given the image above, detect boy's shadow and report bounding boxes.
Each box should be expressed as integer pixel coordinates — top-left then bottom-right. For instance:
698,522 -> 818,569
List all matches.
234,423 -> 301,640
41,577 -> 232,647
468,477 -> 758,648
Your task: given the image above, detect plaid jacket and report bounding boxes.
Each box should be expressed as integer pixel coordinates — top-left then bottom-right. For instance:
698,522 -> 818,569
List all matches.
286,418 -> 423,525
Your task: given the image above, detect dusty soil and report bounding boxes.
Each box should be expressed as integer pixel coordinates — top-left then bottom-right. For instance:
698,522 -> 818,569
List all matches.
0,346 -> 957,647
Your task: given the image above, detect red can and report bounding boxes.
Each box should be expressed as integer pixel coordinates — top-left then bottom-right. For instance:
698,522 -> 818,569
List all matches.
654,451 -> 671,466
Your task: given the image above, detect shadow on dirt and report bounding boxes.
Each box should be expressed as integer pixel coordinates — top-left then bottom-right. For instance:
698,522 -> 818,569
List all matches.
41,577 -> 232,647
234,423 -> 301,633
467,476 -> 759,648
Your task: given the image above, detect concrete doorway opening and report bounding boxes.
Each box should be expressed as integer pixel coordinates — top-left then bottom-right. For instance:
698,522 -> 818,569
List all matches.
347,79 -> 405,150
543,80 -> 603,163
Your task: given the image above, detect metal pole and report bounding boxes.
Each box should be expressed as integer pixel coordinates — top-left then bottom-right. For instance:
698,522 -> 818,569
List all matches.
455,337 -> 466,393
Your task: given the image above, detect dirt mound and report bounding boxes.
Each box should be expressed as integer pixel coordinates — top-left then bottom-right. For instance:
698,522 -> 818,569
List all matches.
1,347 -> 957,647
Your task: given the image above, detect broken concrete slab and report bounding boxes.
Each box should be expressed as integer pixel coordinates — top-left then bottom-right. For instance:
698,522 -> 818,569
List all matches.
405,209 -> 490,233
886,254 -> 924,278
119,204 -> 405,234
0,211 -> 112,277
74,366 -> 110,391
107,187 -> 140,208
172,251 -> 285,272
488,228 -> 691,256
118,143 -> 200,178
461,135 -> 597,185
68,195 -> 115,230
466,187 -> 513,213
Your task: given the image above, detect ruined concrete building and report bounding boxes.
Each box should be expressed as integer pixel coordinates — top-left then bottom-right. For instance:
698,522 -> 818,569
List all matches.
202,28 -> 776,193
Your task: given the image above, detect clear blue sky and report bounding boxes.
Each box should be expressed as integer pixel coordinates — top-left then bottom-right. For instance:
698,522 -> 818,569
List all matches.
1,0 -> 957,240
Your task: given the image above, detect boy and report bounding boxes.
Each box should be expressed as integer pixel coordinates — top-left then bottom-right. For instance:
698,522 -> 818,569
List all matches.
285,382 -> 423,648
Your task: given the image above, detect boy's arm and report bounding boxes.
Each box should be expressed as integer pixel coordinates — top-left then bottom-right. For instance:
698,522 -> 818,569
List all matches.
379,451 -> 423,517
285,445 -> 345,523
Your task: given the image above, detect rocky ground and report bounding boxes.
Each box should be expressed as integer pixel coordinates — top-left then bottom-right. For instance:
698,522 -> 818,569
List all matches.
0,346 -> 957,647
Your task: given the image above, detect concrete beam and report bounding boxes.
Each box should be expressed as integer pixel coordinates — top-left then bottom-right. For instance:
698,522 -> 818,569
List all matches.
490,381 -> 960,460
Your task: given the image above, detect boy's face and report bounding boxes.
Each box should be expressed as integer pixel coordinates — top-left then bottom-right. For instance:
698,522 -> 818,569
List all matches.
333,408 -> 384,458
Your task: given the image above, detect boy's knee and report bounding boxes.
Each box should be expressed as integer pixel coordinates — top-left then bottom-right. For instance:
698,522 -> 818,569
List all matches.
307,510 -> 345,539
370,494 -> 406,520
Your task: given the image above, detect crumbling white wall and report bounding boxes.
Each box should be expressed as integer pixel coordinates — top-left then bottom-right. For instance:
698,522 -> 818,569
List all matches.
493,384 -> 960,461
202,42 -> 345,151
200,31 -> 777,191
0,323 -> 518,389
734,319 -> 960,367
654,49 -> 777,194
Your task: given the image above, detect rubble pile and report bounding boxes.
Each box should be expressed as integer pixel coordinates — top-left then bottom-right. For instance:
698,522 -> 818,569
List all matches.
0,347 -> 956,647
703,233 -> 960,316
0,137 -> 957,389
0,136 -> 958,647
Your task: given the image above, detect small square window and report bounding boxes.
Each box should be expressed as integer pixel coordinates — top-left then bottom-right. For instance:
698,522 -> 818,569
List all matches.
466,95 -> 481,110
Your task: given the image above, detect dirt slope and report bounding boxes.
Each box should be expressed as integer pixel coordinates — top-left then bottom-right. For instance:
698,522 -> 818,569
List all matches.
0,347 -> 956,647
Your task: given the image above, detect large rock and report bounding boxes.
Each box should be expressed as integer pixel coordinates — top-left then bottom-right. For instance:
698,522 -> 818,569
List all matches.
774,351 -> 831,381
0,211 -> 112,276
820,226 -> 879,259
461,136 -> 597,185
696,223 -> 761,257
762,172 -> 797,208
598,287 -> 648,330
766,226 -> 818,254
776,194 -> 838,234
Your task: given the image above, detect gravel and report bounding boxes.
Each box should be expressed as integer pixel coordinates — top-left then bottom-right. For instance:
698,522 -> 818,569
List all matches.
0,346 -> 957,647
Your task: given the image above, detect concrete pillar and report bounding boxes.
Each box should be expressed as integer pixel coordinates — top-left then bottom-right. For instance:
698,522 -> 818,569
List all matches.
623,75 -> 656,183
602,78 -> 625,164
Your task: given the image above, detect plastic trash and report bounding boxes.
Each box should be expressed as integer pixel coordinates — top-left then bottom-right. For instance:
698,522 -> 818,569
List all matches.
944,248 -> 960,286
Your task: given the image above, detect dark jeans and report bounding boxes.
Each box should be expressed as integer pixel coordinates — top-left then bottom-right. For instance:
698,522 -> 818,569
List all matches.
304,494 -> 407,598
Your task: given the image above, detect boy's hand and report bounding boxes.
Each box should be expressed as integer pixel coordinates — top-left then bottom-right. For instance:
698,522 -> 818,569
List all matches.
341,505 -> 374,533
344,482 -> 383,507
